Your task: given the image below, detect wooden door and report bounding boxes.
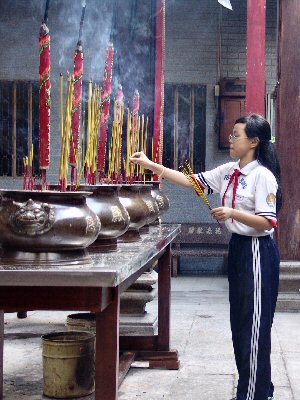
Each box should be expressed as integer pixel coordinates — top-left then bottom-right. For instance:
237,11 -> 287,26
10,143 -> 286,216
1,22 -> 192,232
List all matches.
220,97 -> 246,149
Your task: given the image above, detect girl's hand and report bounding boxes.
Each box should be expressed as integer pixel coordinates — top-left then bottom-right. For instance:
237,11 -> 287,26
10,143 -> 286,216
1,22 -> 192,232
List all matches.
211,207 -> 233,221
130,151 -> 151,168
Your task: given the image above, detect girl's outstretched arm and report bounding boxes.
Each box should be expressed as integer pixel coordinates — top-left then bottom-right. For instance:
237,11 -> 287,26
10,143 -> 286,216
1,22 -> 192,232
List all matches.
130,151 -> 192,188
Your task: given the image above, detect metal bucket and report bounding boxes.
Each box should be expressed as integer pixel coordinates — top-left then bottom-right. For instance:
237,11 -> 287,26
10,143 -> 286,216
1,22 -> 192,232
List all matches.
66,313 -> 96,333
42,331 -> 95,398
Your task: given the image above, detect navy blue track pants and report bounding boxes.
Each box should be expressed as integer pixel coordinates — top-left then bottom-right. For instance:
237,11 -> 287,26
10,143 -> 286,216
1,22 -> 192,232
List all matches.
228,233 -> 280,400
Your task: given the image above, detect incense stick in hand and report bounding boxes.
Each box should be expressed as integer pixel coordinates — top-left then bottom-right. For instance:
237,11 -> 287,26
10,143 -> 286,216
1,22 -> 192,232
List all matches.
180,160 -> 222,227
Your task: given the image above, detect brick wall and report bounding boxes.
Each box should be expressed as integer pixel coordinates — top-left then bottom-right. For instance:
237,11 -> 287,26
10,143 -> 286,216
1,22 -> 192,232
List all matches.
0,0 -> 113,183
165,0 -> 277,170
0,0 -> 278,274
0,0 -> 278,223
163,0 -> 277,226
220,0 -> 277,93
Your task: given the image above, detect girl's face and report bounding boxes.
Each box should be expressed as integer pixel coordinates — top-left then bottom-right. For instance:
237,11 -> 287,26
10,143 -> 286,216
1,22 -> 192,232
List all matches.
229,123 -> 256,160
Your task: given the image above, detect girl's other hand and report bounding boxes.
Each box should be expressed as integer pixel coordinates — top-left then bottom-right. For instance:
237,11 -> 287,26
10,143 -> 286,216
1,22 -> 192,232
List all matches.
211,207 -> 233,221
130,151 -> 150,168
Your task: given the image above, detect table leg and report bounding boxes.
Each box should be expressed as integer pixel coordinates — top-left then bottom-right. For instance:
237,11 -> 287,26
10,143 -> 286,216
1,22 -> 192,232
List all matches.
119,244 -> 180,370
0,311 -> 3,400
147,244 -> 179,369
157,244 -> 171,350
95,289 -> 120,400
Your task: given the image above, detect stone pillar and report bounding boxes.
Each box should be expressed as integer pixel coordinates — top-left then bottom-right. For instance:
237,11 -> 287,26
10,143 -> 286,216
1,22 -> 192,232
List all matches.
246,0 -> 266,115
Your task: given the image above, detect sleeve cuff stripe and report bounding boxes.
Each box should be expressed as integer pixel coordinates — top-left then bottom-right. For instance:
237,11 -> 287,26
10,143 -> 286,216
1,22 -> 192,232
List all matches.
194,174 -> 213,195
197,173 -> 206,186
256,212 -> 277,218
198,173 -> 213,193
200,172 -> 209,187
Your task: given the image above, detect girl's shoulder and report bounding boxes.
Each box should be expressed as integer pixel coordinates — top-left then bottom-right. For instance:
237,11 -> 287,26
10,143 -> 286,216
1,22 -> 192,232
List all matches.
253,164 -> 277,185
255,164 -> 275,177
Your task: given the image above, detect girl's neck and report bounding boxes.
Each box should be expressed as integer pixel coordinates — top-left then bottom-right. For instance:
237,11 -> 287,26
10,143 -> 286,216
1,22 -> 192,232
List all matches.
239,154 -> 256,169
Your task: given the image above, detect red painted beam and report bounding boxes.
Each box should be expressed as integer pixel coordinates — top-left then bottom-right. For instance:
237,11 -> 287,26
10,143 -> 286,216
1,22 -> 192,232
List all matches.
246,0 -> 266,116
153,0 -> 165,175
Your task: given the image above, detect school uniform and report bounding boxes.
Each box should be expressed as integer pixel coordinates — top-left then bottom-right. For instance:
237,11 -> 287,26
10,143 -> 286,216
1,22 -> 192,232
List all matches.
194,159 -> 280,400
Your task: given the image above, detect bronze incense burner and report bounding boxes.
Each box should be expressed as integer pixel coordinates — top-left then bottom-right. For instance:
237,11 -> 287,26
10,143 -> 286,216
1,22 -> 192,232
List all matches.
78,185 -> 130,252
118,185 -> 149,242
0,189 -> 100,252
150,181 -> 170,220
138,184 -> 159,233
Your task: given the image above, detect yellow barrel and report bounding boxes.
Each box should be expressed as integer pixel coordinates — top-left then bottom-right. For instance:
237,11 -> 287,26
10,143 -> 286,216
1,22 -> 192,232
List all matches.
42,331 -> 95,398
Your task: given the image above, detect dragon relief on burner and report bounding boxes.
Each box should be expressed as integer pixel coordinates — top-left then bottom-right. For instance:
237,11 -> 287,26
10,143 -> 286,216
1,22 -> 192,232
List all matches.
9,198 -> 55,236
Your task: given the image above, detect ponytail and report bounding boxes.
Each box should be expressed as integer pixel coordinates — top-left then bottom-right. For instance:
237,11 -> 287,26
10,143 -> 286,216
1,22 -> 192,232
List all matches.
256,140 -> 282,211
235,114 -> 283,212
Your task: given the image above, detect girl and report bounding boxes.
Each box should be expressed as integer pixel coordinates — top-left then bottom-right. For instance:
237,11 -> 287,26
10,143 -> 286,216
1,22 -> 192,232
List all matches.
130,114 -> 281,400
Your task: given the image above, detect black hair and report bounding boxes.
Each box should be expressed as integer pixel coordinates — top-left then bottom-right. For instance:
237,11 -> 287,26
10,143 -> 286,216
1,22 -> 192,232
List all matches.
235,114 -> 282,212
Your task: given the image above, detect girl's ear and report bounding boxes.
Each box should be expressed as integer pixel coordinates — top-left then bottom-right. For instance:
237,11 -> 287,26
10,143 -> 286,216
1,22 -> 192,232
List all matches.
250,137 -> 260,149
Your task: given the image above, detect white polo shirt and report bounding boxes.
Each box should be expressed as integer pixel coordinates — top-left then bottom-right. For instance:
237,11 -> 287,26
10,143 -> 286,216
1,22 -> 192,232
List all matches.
194,160 -> 278,236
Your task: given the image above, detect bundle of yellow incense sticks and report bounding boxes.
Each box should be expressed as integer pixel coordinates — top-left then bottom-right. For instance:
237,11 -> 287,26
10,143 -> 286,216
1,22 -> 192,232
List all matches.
108,98 -> 124,181
125,108 -> 133,181
180,161 -> 222,227
23,144 -> 35,190
59,74 -> 74,191
180,161 -> 212,210
77,81 -> 102,186
139,114 -> 145,179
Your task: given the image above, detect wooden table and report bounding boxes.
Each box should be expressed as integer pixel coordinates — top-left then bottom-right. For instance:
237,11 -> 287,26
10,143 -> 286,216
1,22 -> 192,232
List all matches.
0,224 -> 180,400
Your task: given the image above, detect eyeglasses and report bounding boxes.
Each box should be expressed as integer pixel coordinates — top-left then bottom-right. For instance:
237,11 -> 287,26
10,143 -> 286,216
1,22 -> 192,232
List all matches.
228,134 -> 249,142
